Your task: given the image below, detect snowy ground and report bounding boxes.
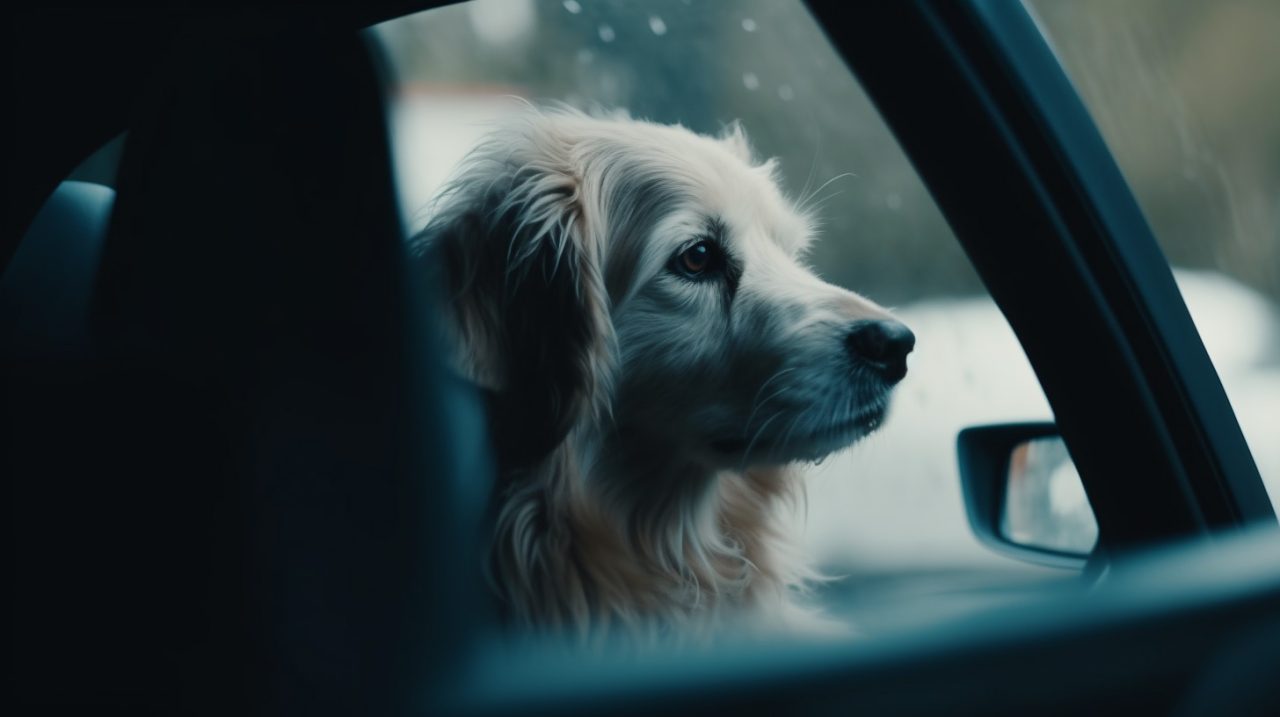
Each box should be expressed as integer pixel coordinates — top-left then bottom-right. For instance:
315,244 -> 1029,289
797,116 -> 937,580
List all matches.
387,94 -> 1280,573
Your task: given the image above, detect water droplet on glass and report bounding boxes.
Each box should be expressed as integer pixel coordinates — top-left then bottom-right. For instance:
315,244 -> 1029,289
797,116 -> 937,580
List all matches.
742,72 -> 760,91
649,15 -> 667,36
562,0 -> 581,14
467,0 -> 535,46
576,48 -> 594,65
598,24 -> 616,43
742,18 -> 758,32
777,84 -> 795,101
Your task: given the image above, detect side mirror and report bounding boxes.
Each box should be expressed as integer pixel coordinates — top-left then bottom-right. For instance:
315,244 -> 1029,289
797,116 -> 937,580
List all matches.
957,423 -> 1098,568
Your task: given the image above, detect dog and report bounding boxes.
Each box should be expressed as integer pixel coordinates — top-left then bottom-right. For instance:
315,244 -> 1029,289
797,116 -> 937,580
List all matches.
413,106 -> 914,644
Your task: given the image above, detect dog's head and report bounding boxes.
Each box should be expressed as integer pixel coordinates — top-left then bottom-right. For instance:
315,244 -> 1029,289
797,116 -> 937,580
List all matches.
418,108 -> 913,470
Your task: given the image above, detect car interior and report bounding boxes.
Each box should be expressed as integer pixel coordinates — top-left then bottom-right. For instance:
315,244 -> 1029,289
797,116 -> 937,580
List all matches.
6,1 -> 1280,715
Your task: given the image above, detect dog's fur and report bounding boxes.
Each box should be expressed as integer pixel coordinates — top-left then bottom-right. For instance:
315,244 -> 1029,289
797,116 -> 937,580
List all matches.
414,107 -> 907,644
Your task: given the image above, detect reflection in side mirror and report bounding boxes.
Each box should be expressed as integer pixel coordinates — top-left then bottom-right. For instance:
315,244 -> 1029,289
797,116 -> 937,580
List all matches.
958,423 -> 1098,568
1002,436 -> 1098,556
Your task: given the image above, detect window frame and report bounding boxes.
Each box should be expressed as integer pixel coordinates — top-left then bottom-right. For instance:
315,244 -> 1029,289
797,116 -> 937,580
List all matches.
808,0 -> 1275,557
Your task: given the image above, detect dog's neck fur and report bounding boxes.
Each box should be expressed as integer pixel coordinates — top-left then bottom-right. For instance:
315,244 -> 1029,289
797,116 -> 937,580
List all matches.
489,417 -> 815,645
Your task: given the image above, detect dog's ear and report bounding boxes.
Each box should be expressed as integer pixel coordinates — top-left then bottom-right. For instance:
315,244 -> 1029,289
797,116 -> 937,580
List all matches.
414,132 -> 612,469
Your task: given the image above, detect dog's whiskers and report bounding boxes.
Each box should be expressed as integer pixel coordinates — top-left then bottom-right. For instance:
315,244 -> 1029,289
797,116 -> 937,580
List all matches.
739,410 -> 785,469
796,134 -> 822,213
743,367 -> 798,435
797,172 -> 856,217
777,411 -> 808,460
800,189 -> 848,218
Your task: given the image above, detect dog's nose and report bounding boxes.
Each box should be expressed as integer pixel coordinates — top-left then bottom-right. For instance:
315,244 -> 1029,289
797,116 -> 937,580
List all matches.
846,320 -> 915,383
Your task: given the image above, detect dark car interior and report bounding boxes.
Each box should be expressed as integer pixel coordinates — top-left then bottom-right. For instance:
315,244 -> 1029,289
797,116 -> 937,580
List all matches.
6,2 -> 1280,715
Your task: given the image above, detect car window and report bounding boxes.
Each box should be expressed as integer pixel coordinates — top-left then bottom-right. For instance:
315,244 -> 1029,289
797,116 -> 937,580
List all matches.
368,0 -> 1073,633
1028,0 -> 1280,512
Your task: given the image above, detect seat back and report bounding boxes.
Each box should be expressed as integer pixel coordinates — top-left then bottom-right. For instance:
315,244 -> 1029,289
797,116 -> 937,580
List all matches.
6,26 -> 491,715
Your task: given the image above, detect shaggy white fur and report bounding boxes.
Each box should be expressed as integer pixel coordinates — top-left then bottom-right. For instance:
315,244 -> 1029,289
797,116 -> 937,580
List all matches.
414,107 -> 911,645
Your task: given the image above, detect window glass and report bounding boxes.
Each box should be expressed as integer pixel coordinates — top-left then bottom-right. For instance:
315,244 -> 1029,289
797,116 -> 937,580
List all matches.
1029,0 -> 1280,510
370,0 -> 1069,631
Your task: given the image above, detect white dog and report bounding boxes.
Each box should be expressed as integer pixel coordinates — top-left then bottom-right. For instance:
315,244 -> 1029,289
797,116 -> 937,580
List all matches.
414,107 -> 914,644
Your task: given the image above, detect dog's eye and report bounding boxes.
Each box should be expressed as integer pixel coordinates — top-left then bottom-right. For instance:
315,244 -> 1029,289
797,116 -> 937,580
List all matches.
672,241 -> 722,279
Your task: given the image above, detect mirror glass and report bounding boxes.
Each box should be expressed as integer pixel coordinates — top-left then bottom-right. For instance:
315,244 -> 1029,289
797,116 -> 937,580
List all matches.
1000,436 -> 1098,556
